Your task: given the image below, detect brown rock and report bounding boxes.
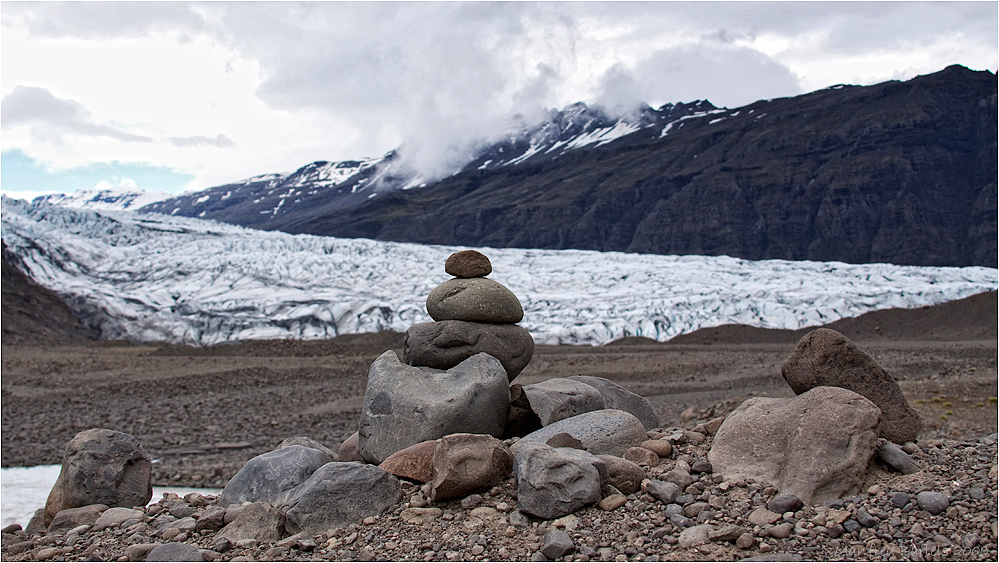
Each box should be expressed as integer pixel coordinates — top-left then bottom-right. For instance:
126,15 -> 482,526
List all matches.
623,447 -> 660,467
781,328 -> 921,443
430,434 -> 514,502
338,432 -> 363,462
598,494 -> 627,511
596,455 -> 645,495
445,250 -> 492,278
546,433 -> 584,449
379,440 -> 438,482
708,386 -> 880,505
639,439 -> 673,458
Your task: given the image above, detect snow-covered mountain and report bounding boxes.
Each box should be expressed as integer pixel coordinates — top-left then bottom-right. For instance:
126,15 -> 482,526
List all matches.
137,100 -> 718,228
34,186 -> 173,211
3,197 -> 995,346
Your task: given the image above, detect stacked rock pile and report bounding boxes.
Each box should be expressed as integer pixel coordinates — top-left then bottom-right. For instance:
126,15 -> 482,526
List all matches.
404,249 -> 535,382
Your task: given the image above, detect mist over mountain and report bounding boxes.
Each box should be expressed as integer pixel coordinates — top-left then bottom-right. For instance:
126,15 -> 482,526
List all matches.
136,65 -> 996,268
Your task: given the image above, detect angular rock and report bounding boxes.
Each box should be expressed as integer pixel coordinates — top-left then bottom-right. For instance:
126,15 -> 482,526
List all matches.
195,506 -> 226,533
781,328 -> 921,443
512,442 -> 605,520
44,428 -> 152,526
92,507 -> 145,531
426,277 -> 524,323
48,504 -> 107,535
522,378 -> 606,426
379,440 -> 437,483
145,543 -> 203,562
400,507 -> 443,524
708,386 -> 880,505
748,508 -> 782,527
546,433 -> 584,449
567,375 -> 661,430
710,524 -> 748,543
664,468 -> 693,490
359,351 -> 510,464
283,462 -> 402,536
541,529 -> 576,559
645,480 -> 682,504
596,455 -> 645,495
678,525 -> 712,548
445,250 -> 492,278
514,409 -> 647,457
877,440 -> 920,474
404,320 -> 534,381
277,436 -> 337,458
217,445 -> 335,506
217,502 -> 285,544
504,384 -> 543,439
338,432 -> 363,462
430,434 -> 514,502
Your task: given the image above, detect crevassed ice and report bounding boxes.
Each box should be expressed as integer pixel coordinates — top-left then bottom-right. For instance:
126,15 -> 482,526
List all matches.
1,197 -> 996,346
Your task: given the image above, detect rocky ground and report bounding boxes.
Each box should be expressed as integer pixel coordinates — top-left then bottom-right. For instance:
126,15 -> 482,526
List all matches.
1,293 -> 997,561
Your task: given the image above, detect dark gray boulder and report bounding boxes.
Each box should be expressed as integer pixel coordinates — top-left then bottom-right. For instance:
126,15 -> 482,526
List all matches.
567,375 -> 660,430
358,351 -> 510,464
426,278 -> 524,323
43,428 -> 152,526
404,320 -> 534,381
216,445 -> 335,507
521,378 -> 605,426
283,462 -> 402,536
781,328 -> 921,443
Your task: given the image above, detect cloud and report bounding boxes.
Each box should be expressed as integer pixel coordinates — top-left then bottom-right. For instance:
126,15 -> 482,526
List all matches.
2,85 -> 153,143
169,134 -> 235,148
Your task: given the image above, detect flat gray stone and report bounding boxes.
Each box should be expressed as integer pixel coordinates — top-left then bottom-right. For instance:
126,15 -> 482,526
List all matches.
144,542 -> 202,561
358,351 -> 510,464
217,445 -> 335,507
284,462 -> 402,535
877,440 -> 920,474
522,378 -> 605,426
514,409 -> 647,457
567,375 -> 660,430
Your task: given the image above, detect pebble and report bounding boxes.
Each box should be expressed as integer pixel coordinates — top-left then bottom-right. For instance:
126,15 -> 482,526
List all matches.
855,508 -> 878,527
767,494 -> 803,515
889,491 -> 910,508
915,491 -> 950,515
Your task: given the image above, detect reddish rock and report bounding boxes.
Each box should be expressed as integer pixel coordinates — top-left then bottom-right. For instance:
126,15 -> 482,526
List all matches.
379,440 -> 437,482
445,250 -> 492,278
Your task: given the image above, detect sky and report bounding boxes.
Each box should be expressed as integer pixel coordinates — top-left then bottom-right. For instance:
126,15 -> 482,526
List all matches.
1,1 -> 996,201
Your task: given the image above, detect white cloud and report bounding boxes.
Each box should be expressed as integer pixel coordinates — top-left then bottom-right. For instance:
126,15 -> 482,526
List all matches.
1,1 -> 995,193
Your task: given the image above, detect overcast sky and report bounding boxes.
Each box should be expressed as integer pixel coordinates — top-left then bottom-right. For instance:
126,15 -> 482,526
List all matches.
2,1 -> 996,200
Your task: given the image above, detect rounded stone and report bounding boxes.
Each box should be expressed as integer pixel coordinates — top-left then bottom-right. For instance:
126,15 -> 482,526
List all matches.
915,491 -> 949,515
427,278 -> 524,323
445,250 -> 492,278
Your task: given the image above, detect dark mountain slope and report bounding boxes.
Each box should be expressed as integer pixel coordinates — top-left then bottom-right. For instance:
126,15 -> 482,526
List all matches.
269,65 -> 996,267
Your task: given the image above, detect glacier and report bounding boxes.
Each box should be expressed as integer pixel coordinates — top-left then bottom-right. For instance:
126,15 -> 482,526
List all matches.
2,197 -> 996,346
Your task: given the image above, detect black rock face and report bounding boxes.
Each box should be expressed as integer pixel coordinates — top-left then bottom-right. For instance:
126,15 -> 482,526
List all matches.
147,65 -> 998,267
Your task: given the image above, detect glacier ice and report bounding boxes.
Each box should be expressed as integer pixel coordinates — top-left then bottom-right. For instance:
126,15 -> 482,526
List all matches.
2,197 -> 996,346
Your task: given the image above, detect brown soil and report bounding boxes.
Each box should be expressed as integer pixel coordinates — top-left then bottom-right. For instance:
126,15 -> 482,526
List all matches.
2,293 -> 996,488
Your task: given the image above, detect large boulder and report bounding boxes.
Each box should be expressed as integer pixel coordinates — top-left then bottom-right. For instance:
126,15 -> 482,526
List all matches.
430,434 -> 514,502
708,386 -> 881,505
512,442 -> 606,520
404,320 -> 534,381
426,278 -> 524,323
283,462 -> 402,536
521,378 -> 606,426
359,351 -> 510,464
781,328 -> 921,443
44,429 -> 152,526
567,375 -> 661,430
216,445 -> 335,507
514,409 -> 647,457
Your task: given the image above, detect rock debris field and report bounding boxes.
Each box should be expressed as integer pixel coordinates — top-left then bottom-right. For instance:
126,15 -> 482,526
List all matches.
2,252 -> 997,562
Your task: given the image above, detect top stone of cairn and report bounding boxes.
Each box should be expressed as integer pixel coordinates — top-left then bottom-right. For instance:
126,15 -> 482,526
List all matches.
445,250 -> 492,278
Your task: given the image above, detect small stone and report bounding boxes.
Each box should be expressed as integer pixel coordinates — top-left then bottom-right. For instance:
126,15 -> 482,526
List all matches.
915,491 -> 949,515
769,522 -> 794,539
145,543 -> 203,562
748,508 -> 782,526
623,447 -> 660,467
709,524 -> 746,543
961,533 -> 980,549
890,491 -> 910,508
767,494 -> 803,515
842,519 -> 860,533
968,488 -> 985,500
877,440 -> 920,474
645,480 -> 681,504
598,494 -> 627,511
690,459 -> 712,474
445,250 -> 492,278
664,468 -> 693,490
639,440 -> 673,458
856,508 -> 878,527
735,533 -> 755,549
541,529 -> 575,559
678,525 -> 712,548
